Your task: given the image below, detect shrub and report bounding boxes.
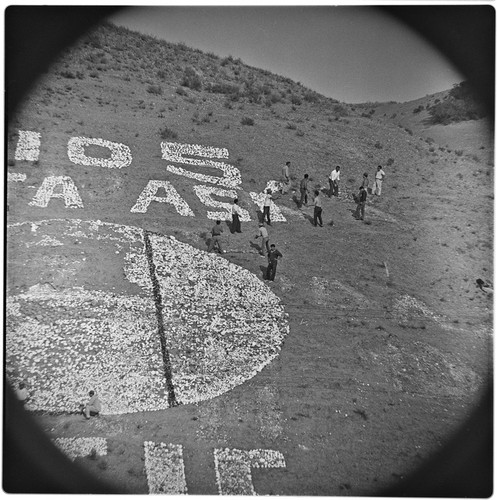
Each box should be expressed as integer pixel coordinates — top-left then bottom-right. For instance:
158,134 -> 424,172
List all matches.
303,91 -> 319,103
147,85 -> 162,95
181,66 -> 202,91
176,86 -> 188,96
207,82 -> 239,95
60,70 -> 76,79
386,158 -> 395,166
374,141 -> 383,149
333,104 -> 349,117
157,69 -> 167,79
159,126 -> 178,140
291,94 -> 302,105
286,122 -> 297,130
241,116 -> 254,126
455,149 -> 464,156
413,105 -> 424,114
427,81 -> 486,124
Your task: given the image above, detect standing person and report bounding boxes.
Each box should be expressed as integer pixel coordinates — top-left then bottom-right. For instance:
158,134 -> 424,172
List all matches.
82,390 -> 101,420
299,174 -> 309,207
329,166 -> 341,197
361,172 -> 370,192
266,244 -> 283,281
231,198 -> 242,233
354,185 -> 367,220
208,220 -> 225,254
313,190 -> 323,227
372,165 -> 386,196
255,222 -> 270,256
263,189 -> 274,225
281,161 -> 291,194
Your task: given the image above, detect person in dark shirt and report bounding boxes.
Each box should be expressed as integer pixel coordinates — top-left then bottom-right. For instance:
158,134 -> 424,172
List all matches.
355,185 -> 367,220
266,244 -> 283,281
299,174 -> 309,207
208,220 -> 225,253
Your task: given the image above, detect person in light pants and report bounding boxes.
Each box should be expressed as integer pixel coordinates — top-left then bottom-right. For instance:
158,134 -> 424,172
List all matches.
372,165 -> 386,196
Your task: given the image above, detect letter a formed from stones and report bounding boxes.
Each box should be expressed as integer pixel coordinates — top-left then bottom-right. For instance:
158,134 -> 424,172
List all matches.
131,180 -> 194,216
29,175 -> 84,208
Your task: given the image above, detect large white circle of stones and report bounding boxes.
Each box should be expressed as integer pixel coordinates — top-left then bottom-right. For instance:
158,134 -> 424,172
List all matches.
6,220 -> 289,414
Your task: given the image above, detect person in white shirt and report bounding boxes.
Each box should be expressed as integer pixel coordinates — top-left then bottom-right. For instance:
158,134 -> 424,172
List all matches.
263,189 -> 274,225
372,165 -> 386,196
255,222 -> 270,256
329,166 -> 341,197
231,198 -> 242,233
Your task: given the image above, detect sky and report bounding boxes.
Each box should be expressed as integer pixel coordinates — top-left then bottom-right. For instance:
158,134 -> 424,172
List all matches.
108,5 -> 464,104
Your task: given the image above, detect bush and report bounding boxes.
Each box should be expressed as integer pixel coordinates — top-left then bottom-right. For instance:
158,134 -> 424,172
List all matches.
147,85 -> 162,95
413,105 -> 424,114
290,94 -> 302,105
374,141 -> 383,149
60,70 -> 76,79
286,122 -> 297,130
176,86 -> 188,96
386,158 -> 395,166
181,66 -> 202,91
241,116 -> 254,126
303,91 -> 319,103
427,81 -> 486,124
159,126 -> 178,140
333,104 -> 349,117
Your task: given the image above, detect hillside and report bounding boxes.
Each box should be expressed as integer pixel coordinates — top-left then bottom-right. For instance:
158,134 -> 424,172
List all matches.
6,21 -> 493,494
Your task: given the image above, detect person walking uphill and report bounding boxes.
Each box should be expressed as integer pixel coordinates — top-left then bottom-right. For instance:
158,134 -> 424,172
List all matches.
208,220 -> 225,254
299,174 -> 309,207
355,185 -> 367,220
255,222 -> 270,257
329,166 -> 341,197
231,198 -> 242,233
281,161 -> 291,194
263,189 -> 277,225
266,244 -> 283,281
372,165 -> 386,196
313,190 -> 323,227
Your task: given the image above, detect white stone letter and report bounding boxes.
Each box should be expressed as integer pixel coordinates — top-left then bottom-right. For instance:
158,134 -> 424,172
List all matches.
8,173 -> 27,182
67,137 -> 132,169
29,176 -> 84,208
144,442 -> 187,494
54,437 -> 107,461
131,180 -> 194,216
162,141 -> 241,188
193,185 -> 251,221
15,130 -> 41,161
214,448 -> 286,495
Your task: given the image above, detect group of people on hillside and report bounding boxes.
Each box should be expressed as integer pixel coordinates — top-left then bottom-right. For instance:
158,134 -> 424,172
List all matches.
207,160 -> 386,281
297,163 -> 386,223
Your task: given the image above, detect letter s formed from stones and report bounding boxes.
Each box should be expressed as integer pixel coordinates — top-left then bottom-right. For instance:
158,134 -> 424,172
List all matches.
162,141 -> 242,189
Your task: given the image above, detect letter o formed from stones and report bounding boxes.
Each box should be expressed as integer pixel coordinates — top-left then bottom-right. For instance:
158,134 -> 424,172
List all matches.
6,219 -> 289,414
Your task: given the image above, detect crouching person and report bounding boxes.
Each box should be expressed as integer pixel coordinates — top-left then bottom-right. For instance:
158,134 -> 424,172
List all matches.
82,390 -> 101,420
